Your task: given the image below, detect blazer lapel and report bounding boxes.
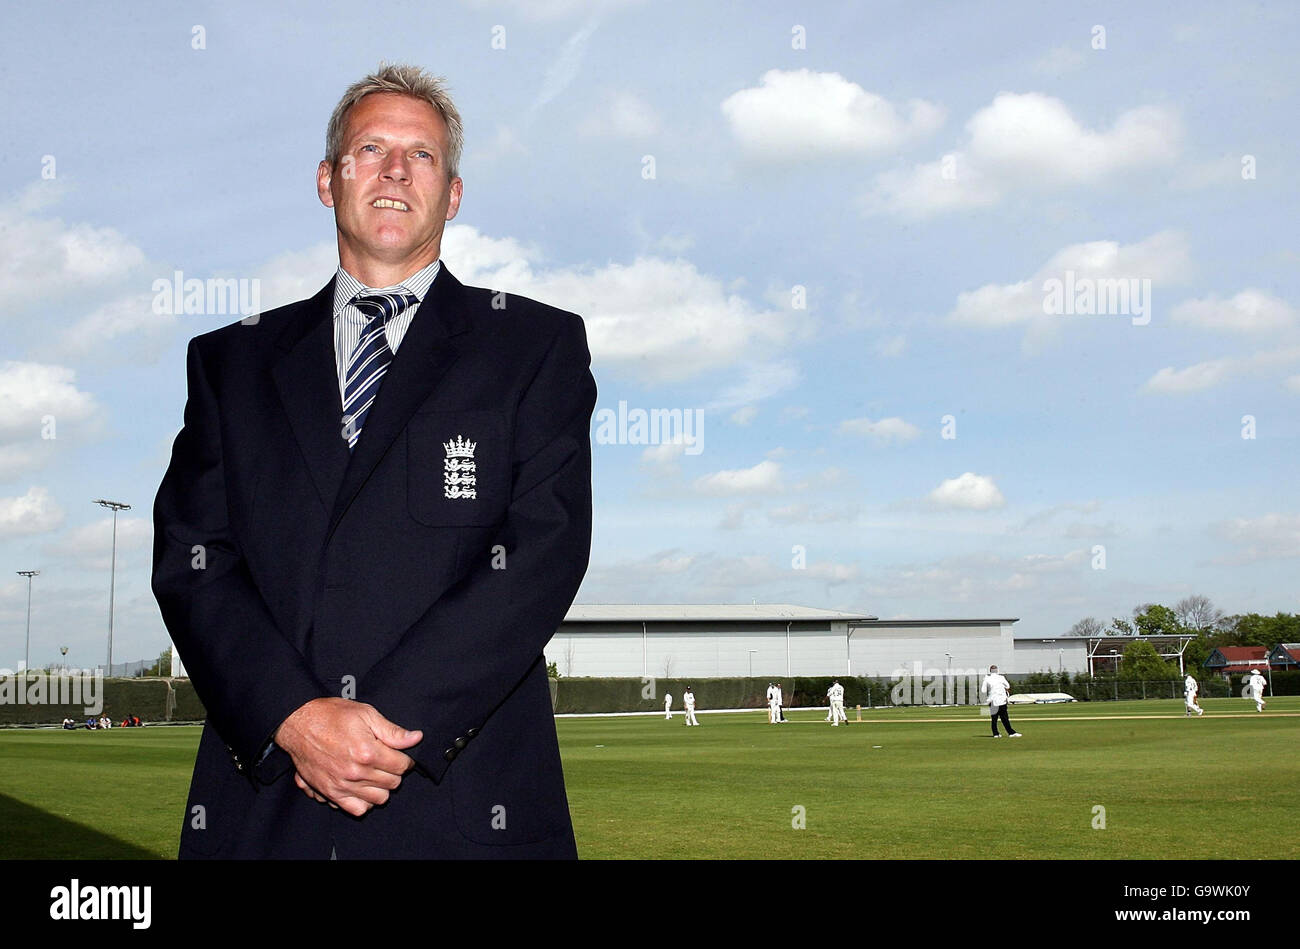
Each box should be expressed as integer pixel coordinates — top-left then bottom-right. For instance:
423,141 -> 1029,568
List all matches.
324,263 -> 471,544
271,279 -> 351,515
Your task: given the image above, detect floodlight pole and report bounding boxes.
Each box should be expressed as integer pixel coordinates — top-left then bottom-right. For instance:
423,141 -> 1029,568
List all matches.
93,499 -> 131,675
17,570 -> 38,671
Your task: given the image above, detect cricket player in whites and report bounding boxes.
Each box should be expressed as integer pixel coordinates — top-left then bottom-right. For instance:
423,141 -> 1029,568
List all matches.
981,665 -> 1021,738
683,686 -> 700,726
766,682 -> 778,724
827,681 -> 847,726
1184,674 -> 1204,716
1246,669 -> 1267,712
664,692 -> 673,720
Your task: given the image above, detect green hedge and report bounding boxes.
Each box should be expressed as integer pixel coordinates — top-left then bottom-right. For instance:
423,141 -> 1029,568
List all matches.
0,676 -> 177,725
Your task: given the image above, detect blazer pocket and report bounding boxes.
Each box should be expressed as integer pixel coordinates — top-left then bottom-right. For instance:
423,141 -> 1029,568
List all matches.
406,410 -> 510,527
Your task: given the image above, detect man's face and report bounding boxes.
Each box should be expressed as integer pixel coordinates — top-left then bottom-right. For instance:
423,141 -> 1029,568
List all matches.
317,92 -> 463,272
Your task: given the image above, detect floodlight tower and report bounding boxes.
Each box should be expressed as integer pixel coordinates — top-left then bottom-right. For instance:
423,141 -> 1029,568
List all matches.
92,499 -> 131,674
17,570 -> 38,671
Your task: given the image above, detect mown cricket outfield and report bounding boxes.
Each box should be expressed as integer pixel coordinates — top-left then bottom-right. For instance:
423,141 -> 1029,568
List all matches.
1,698 -> 1296,860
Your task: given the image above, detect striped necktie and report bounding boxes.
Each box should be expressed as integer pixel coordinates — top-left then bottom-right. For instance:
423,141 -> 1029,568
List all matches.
342,290 -> 417,451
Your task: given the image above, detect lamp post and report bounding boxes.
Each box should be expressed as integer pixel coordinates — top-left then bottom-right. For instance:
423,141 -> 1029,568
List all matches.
59,646 -> 68,674
92,499 -> 131,675
17,570 -> 38,672
1058,648 -> 1064,675
1110,648 -> 1120,700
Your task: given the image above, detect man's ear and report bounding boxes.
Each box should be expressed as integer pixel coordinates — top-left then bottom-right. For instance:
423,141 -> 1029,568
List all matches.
317,160 -> 335,209
445,176 -> 464,221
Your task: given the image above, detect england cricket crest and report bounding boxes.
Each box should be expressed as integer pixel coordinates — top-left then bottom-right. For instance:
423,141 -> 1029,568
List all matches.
443,435 -> 478,500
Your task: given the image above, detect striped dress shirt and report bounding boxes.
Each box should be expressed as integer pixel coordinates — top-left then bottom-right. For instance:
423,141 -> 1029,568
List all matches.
331,258 -> 442,412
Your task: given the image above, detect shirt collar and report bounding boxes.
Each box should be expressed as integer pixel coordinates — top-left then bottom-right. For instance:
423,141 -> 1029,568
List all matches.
332,258 -> 441,319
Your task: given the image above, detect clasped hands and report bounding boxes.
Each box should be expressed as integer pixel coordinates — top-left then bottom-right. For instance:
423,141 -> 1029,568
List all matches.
274,697 -> 423,817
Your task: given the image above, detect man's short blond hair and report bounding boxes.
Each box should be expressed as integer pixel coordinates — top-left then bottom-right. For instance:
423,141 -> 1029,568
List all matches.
325,63 -> 464,179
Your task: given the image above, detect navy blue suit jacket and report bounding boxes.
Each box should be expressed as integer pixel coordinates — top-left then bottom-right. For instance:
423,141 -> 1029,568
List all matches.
151,264 -> 594,858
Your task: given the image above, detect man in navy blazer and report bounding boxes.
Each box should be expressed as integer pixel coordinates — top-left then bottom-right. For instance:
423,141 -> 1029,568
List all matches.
151,64 -> 594,858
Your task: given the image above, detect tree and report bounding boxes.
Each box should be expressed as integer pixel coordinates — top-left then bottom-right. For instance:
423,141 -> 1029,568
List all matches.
1133,603 -> 1185,638
145,647 -> 173,677
1174,595 -> 1223,633
1067,617 -> 1103,637
1121,640 -> 1179,680
1106,617 -> 1134,636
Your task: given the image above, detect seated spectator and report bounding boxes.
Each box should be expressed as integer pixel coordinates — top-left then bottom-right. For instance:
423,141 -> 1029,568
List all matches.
61,717 -> 76,730
132,715 -> 142,727
85,717 -> 98,730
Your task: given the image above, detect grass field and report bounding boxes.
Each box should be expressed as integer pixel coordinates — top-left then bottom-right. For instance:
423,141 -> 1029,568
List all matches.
2,697 -> 1296,859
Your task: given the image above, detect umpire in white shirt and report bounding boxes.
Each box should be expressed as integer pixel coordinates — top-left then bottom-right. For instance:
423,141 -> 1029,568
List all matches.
981,665 -> 1021,738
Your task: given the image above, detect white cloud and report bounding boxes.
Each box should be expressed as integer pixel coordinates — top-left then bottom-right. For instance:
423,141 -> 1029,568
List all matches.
693,460 -> 782,496
41,292 -> 179,364
1143,345 -> 1300,394
0,183 -> 147,303
729,406 -> 758,426
1030,46 -> 1087,75
577,548 -> 863,603
1170,289 -> 1296,333
863,93 -> 1182,218
254,241 -> 340,312
0,363 -> 103,479
861,151 -> 1002,217
0,362 -> 100,444
928,472 -> 1005,510
722,69 -> 944,161
949,230 -> 1190,329
640,440 -> 686,470
966,93 -> 1179,181
0,486 -> 64,536
874,334 -> 907,358
767,503 -> 860,525
579,92 -> 662,138
534,19 -> 600,109
1210,513 -> 1300,563
442,225 -> 797,383
1143,360 -> 1231,393
461,0 -> 644,21
839,416 -> 921,443
43,516 -> 152,569
707,360 -> 801,412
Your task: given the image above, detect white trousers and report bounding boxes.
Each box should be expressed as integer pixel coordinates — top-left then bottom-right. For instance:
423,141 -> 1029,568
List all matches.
685,708 -> 699,725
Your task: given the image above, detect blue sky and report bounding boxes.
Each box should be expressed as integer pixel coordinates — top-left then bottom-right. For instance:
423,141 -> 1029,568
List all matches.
1,0 -> 1297,670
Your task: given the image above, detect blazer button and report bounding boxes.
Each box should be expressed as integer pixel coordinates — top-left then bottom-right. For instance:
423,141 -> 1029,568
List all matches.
443,748 -> 457,761
465,727 -> 480,738
453,736 -> 468,749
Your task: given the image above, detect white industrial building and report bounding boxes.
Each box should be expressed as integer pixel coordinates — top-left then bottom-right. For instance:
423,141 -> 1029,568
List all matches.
544,604 -> 1041,678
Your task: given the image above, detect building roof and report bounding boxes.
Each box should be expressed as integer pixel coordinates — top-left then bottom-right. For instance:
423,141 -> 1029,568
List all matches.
564,604 -> 874,622
1205,646 -> 1270,667
854,618 -> 1018,626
